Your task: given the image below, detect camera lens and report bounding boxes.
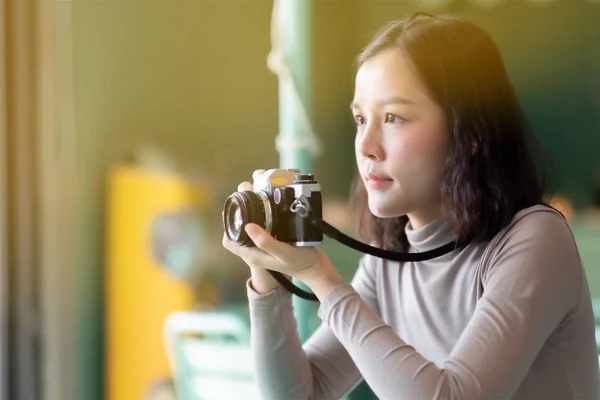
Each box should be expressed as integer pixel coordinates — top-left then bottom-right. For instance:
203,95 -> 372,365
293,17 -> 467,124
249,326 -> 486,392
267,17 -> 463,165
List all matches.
223,191 -> 272,246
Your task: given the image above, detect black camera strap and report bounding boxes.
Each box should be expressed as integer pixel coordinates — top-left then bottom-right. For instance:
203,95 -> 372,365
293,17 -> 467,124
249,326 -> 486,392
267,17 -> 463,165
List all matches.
268,211 -> 471,302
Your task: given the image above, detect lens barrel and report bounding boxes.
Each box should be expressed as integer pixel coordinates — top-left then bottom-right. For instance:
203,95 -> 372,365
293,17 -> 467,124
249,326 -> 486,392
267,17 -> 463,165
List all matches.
223,191 -> 271,247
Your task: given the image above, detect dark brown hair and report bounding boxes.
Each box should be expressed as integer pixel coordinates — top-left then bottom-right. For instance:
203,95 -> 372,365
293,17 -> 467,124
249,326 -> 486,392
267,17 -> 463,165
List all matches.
351,12 -> 546,251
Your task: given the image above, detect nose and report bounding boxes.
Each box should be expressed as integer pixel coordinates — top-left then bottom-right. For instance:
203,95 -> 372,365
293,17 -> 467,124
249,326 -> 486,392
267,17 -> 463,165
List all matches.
357,122 -> 384,161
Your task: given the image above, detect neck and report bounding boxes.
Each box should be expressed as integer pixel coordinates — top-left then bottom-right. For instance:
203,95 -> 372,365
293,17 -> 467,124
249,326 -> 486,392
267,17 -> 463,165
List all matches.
404,212 -> 455,252
407,205 -> 445,230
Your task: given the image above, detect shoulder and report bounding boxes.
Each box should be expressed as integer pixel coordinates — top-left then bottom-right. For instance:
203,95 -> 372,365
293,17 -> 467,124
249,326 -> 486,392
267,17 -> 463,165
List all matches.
492,204 -> 574,250
483,204 -> 582,287
478,204 -> 584,320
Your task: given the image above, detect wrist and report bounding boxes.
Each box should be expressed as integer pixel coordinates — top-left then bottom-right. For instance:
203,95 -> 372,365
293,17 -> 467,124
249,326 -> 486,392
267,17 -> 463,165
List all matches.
297,258 -> 345,301
249,267 -> 285,295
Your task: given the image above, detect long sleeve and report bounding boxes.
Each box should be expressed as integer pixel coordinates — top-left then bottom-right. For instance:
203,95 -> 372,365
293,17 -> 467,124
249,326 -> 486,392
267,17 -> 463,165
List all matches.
247,256 -> 380,400
317,209 -> 595,399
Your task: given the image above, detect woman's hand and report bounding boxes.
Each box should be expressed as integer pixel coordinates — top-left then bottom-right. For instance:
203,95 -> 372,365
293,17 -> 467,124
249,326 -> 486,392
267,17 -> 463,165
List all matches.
222,169 -> 346,298
223,221 -> 323,278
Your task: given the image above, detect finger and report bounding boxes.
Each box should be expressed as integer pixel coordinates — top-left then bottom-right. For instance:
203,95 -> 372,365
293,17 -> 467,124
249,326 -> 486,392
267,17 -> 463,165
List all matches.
222,233 -> 277,268
222,232 -> 255,257
237,181 -> 253,192
244,223 -> 292,262
252,169 -> 266,181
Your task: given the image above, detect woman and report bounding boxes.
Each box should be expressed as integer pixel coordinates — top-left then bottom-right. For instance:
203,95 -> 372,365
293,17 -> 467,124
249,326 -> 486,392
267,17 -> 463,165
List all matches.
222,12 -> 599,399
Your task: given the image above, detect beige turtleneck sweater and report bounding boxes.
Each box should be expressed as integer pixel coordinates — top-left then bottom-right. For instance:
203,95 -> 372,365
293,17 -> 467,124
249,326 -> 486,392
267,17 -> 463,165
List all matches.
246,205 -> 599,399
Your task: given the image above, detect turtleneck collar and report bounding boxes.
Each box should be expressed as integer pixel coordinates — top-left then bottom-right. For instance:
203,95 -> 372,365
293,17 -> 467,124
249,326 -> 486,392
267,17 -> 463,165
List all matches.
404,216 -> 456,252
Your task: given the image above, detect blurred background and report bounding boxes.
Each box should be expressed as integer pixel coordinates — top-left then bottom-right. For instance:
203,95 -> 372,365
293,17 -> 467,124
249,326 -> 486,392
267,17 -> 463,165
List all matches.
1,0 -> 600,399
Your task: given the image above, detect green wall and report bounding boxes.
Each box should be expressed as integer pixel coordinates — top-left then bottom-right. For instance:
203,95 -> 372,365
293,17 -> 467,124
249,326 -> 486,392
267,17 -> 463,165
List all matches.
455,1 -> 600,206
73,1 -> 600,398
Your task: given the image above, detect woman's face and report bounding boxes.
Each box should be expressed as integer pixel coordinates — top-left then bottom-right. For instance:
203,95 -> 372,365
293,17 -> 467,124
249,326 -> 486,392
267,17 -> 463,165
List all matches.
352,49 -> 452,229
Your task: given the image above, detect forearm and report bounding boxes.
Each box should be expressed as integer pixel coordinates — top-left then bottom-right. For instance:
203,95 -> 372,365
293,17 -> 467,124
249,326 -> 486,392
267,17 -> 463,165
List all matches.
297,257 -> 347,301
318,285 -> 465,400
246,260 -> 355,400
247,281 -> 316,399
247,256 -> 372,400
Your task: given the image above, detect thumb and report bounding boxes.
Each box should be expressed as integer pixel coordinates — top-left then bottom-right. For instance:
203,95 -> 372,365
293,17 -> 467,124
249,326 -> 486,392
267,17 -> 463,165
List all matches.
245,223 -> 291,259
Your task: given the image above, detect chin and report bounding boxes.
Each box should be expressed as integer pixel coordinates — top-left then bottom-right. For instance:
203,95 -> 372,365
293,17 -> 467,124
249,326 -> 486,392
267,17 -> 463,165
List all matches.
367,200 -> 405,219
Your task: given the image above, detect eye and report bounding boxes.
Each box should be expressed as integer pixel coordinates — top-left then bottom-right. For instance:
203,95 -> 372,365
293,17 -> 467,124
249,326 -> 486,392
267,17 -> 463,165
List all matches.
385,113 -> 406,125
354,115 -> 366,126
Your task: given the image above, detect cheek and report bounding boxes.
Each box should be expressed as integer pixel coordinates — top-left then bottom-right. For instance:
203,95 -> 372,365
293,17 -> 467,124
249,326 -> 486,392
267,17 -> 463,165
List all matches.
388,125 -> 450,176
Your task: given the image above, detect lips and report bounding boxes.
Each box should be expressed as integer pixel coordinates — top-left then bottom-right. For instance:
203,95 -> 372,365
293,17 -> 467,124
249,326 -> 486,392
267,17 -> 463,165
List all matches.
364,173 -> 393,190
366,174 -> 392,182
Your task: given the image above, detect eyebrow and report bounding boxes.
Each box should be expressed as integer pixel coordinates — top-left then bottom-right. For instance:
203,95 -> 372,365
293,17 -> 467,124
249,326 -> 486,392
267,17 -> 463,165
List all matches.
350,96 -> 415,110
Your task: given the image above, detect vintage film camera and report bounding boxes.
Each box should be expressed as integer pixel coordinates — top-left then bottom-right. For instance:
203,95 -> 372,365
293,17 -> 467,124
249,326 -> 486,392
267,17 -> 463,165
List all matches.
222,169 -> 323,247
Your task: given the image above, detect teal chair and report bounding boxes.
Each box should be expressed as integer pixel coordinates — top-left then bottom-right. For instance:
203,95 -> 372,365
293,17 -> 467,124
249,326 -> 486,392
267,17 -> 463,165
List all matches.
163,309 -> 260,400
592,299 -> 600,366
572,217 -> 600,299
572,216 -> 600,367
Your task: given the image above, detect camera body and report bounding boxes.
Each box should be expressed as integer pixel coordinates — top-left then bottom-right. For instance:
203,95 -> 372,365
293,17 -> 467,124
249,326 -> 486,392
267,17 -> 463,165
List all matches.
222,169 -> 323,247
